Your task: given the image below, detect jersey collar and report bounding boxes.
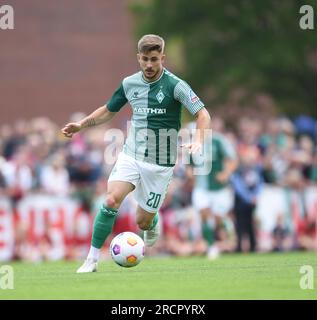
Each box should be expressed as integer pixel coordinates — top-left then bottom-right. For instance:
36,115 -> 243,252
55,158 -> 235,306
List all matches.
141,68 -> 165,84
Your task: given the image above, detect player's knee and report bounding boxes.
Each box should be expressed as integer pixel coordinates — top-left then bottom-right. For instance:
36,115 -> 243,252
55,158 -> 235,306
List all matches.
200,209 -> 211,221
104,193 -> 121,209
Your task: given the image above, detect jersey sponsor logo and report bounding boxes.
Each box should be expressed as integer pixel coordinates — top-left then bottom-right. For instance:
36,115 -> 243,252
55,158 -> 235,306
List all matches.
189,90 -> 199,103
133,107 -> 166,114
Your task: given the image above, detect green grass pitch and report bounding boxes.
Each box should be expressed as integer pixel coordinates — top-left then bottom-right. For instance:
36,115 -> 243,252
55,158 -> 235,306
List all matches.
1,251 -> 316,299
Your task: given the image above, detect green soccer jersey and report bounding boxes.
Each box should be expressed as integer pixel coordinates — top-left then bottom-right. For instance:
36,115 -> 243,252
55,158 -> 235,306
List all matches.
193,132 -> 236,191
106,68 -> 204,167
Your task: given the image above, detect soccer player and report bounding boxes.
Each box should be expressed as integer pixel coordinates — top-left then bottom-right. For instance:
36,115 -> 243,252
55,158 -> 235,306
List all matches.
191,127 -> 238,260
61,34 -> 211,273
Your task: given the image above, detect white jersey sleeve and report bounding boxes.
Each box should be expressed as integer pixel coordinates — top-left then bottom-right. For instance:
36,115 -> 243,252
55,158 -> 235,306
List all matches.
174,80 -> 205,115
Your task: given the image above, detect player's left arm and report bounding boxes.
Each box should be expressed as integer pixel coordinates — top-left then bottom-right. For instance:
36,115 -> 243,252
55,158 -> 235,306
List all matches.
216,138 -> 238,184
184,107 -> 211,154
174,80 -> 211,154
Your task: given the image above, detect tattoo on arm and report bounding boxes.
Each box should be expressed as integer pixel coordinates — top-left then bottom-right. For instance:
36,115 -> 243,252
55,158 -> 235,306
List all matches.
82,118 -> 96,128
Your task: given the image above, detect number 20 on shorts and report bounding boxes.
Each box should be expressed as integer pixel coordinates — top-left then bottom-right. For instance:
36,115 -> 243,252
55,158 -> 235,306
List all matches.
146,192 -> 161,209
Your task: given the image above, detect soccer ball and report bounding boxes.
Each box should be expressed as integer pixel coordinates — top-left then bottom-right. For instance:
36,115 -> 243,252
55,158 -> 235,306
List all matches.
109,232 -> 145,267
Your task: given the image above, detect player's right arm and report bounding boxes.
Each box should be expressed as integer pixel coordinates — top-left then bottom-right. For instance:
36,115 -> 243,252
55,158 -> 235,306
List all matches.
61,81 -> 128,138
61,105 -> 116,138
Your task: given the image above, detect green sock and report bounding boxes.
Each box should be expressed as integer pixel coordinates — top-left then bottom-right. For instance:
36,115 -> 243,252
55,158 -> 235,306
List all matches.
202,222 -> 215,246
91,205 -> 118,249
149,213 -> 159,230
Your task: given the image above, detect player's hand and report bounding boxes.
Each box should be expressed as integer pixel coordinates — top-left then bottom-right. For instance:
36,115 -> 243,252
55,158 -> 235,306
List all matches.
216,171 -> 230,184
181,142 -> 202,155
61,122 -> 82,138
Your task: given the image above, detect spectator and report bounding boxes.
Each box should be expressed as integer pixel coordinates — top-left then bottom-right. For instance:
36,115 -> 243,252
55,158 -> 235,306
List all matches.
2,120 -> 28,160
296,214 -> 317,251
294,115 -> 316,142
231,147 -> 263,252
1,147 -> 33,205
271,214 -> 292,252
39,152 -> 70,196
0,156 -> 7,190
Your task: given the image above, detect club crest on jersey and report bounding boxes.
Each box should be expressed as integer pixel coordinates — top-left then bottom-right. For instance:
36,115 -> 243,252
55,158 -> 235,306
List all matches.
189,90 -> 199,103
156,89 -> 165,104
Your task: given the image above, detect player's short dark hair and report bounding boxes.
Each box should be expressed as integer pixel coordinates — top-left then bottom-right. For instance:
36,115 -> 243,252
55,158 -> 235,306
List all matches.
137,34 -> 165,54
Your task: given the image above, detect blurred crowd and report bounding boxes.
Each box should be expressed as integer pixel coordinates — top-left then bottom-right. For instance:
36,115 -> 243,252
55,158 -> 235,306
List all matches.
0,113 -> 317,261
157,114 -> 317,257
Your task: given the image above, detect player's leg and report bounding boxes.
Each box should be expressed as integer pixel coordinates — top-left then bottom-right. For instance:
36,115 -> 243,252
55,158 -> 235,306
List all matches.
136,205 -> 157,230
77,181 -> 135,273
245,204 -> 256,252
233,196 -> 244,252
192,188 -> 217,259
89,181 -> 135,255
77,152 -> 140,273
200,207 -> 219,260
134,162 -> 174,247
136,205 -> 159,246
200,208 -> 215,246
208,188 -> 235,258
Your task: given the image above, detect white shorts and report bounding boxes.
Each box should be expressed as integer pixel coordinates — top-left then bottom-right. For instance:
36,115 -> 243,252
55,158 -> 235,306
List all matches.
192,187 -> 234,217
108,152 -> 174,213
